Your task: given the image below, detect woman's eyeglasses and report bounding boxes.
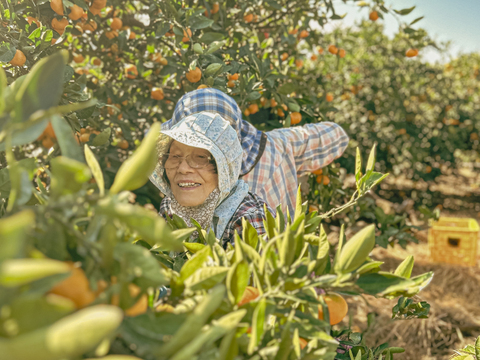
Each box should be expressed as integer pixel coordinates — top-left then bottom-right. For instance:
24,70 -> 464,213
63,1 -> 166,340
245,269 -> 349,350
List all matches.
160,153 -> 215,169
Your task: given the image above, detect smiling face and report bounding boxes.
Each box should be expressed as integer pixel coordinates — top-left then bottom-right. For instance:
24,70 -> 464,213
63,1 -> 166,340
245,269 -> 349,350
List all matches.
165,141 -> 218,207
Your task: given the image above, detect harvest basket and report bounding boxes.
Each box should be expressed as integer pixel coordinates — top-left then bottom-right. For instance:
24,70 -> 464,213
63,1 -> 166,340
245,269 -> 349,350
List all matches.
428,217 -> 479,266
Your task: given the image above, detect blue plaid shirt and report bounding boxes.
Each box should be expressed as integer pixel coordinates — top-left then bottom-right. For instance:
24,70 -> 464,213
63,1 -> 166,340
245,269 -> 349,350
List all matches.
158,88 -> 349,214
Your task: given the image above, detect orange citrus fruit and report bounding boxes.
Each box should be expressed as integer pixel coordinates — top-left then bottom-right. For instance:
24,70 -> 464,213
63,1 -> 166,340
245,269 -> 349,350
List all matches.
110,17 -> 123,30
288,28 -> 298,35
73,54 -> 84,63
80,133 -> 90,143
124,284 -> 148,317
328,44 -> 338,55
42,137 -> 55,149
369,11 -> 379,21
50,0 -> 64,15
151,87 -> 164,100
82,19 -> 97,32
316,175 -> 330,185
243,109 -> 250,117
51,18 -> 69,35
228,73 -> 239,80
49,262 -> 96,309
312,168 -> 323,175
281,52 -> 288,61
9,49 -> 26,66
290,111 -> 302,125
299,337 -> 308,349
270,98 -> 277,107
68,4 -> 85,20
197,84 -> 208,89
277,108 -> 285,117
318,47 -> 324,54
182,28 -> 192,42
310,54 -> 318,61
125,64 -> 138,79
326,93 -> 334,102
248,103 -> 259,115
295,59 -> 304,68
118,139 -> 129,149
211,2 -> 220,14
244,14 -> 254,23
406,48 -> 419,58
186,67 -> 202,83
299,30 -> 309,38
318,292 -> 348,325
338,49 -> 346,58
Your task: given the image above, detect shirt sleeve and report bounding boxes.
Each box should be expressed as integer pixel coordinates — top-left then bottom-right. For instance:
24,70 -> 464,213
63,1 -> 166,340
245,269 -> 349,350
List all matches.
269,122 -> 349,174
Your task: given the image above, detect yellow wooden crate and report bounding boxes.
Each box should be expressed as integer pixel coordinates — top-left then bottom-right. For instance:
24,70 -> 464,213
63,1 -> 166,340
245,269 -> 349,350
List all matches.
428,217 -> 479,266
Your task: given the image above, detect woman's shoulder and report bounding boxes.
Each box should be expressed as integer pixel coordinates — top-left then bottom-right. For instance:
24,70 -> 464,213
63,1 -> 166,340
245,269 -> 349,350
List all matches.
232,192 -> 275,220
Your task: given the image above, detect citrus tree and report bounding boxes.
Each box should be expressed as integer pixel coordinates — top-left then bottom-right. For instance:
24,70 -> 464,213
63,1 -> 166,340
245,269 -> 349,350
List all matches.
0,51 -> 435,360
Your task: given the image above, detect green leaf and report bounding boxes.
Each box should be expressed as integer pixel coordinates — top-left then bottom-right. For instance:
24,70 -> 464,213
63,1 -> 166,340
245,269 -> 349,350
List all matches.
50,156 -> 91,197
248,299 -> 266,354
475,336 -> 480,360
410,16 -> 424,25
226,260 -> 250,305
185,266 -> 229,291
246,91 -> 261,101
335,224 -> 376,274
113,243 -> 167,287
394,6 -> 416,15
199,32 -> 225,44
189,16 -> 214,30
242,218 -> 259,250
183,242 -> 206,253
51,115 -> 83,162
97,198 -> 181,251
0,67 -> 7,113
205,40 -> 225,55
14,51 -> 67,123
110,122 -> 160,194
0,43 -> 16,62
159,286 -> 225,357
394,255 -> 414,278
0,305 -> 123,360
0,258 -> 70,287
84,145 -> 105,196
0,210 -> 35,261
278,82 -> 296,95
179,245 -> 212,281
91,127 -> 111,146
365,144 -> 376,172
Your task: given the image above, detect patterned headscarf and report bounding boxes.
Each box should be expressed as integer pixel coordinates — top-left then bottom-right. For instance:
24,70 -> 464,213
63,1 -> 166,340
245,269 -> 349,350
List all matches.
161,88 -> 263,176
150,112 -> 249,238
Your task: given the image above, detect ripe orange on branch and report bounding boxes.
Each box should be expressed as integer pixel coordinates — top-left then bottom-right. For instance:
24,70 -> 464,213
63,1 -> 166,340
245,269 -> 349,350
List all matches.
151,87 -> 164,100
248,103 -> 259,115
316,175 -> 330,185
328,44 -> 338,55
318,292 -> 348,325
186,67 -> 202,83
326,93 -> 334,102
182,28 -> 192,42
9,49 -> 26,66
73,54 -> 84,63
51,18 -> 69,35
68,4 -> 85,20
299,30 -> 309,38
406,48 -> 419,58
338,49 -> 346,58
124,64 -> 138,79
290,112 -> 302,125
312,168 -> 323,175
50,0 -> 64,15
281,52 -> 289,61
110,17 -> 123,30
369,11 -> 379,21
227,73 -> 239,81
211,2 -> 220,14
295,59 -> 304,69
49,262 -> 96,309
244,14 -> 254,23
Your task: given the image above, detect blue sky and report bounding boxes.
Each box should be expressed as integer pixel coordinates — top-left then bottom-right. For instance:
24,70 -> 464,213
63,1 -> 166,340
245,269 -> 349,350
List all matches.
324,0 -> 480,63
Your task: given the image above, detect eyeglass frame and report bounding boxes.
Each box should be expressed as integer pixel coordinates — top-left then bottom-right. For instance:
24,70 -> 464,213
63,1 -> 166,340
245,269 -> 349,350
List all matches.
159,152 -> 217,170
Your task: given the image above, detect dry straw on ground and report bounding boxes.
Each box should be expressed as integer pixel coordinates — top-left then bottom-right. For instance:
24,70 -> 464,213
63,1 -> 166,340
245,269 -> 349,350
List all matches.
345,241 -> 480,360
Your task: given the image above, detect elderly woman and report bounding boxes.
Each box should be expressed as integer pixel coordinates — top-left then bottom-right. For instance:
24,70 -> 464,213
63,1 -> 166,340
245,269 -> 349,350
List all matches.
150,111 -> 272,246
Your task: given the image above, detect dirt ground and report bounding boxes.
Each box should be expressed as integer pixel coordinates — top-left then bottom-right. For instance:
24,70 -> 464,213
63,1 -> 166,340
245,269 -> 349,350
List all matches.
341,166 -> 480,359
